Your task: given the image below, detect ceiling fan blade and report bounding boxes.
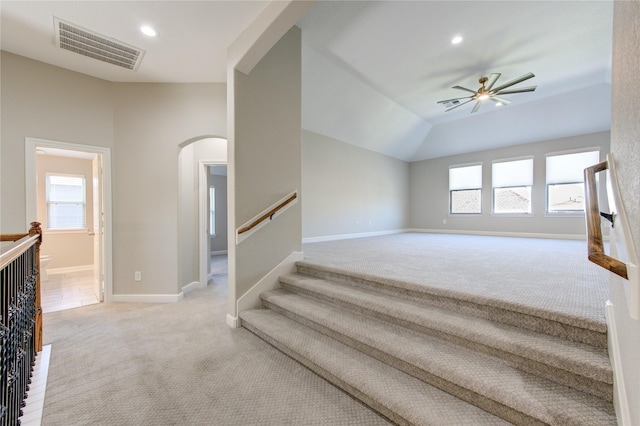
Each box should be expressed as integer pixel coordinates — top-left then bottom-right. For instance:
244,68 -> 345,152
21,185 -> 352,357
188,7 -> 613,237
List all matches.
495,86 -> 537,95
471,100 -> 483,113
484,73 -> 501,91
489,96 -> 512,105
452,85 -> 478,94
437,96 -> 473,104
490,72 -> 535,93
445,98 -> 475,112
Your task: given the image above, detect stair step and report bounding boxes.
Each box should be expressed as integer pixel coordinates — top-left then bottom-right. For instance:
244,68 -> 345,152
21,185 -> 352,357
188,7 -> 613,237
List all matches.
240,308 -> 512,426
279,272 -> 612,401
260,289 -> 616,426
296,262 -> 607,348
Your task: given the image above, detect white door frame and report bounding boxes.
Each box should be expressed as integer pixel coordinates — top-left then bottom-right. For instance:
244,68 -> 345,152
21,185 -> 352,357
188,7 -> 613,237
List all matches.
198,160 -> 227,288
25,137 -> 113,302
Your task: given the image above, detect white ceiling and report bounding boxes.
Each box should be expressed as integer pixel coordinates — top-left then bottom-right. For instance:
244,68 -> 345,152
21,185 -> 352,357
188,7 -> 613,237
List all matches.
1,1 -> 614,161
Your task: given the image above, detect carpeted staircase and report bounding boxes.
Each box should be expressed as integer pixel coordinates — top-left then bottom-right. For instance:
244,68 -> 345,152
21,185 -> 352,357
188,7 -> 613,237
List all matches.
240,261 -> 617,425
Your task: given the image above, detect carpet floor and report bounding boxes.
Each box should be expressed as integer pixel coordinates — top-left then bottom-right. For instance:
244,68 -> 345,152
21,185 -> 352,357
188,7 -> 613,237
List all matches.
41,257 -> 390,425
301,233 -> 610,331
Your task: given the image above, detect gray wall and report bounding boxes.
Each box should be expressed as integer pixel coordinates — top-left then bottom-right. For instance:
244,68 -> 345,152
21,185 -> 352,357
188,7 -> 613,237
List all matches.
409,131 -> 610,236
609,2 -> 640,424
1,52 -> 113,233
112,83 -> 226,295
302,130 -> 409,239
231,26 -> 302,304
1,52 -> 226,298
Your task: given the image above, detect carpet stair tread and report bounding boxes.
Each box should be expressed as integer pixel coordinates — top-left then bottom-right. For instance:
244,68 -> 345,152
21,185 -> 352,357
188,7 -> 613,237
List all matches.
261,288 -> 616,426
240,308 -> 512,426
279,273 -> 612,387
295,262 -> 607,348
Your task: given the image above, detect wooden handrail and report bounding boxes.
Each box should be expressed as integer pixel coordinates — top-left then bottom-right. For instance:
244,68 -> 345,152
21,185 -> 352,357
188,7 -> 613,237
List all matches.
584,162 -> 628,279
237,192 -> 297,235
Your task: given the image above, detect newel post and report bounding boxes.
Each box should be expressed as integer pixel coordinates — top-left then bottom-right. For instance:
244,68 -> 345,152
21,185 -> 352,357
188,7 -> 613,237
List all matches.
29,222 -> 43,352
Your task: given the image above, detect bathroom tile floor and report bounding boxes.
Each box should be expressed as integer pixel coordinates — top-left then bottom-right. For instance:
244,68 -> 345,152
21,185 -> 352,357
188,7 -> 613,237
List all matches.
41,269 -> 100,313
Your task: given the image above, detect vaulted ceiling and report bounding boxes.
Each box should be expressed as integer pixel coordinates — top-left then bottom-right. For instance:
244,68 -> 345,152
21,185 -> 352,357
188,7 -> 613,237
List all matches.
1,1 -> 613,161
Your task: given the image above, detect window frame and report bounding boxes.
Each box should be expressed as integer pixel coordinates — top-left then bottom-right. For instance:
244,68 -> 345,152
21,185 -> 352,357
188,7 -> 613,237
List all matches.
491,157 -> 533,215
45,173 -> 87,231
449,163 -> 483,215
545,148 -> 600,215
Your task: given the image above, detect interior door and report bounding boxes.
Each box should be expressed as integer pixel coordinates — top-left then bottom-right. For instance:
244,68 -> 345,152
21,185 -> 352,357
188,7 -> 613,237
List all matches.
92,155 -> 104,302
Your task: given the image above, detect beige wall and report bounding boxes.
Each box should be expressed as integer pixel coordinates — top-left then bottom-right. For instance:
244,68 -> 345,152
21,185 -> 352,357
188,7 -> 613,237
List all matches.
36,155 -> 94,269
302,130 -> 409,239
112,83 -> 226,295
1,52 -> 226,298
409,131 -> 610,237
609,2 -> 640,424
0,52 -> 113,233
231,26 -> 302,308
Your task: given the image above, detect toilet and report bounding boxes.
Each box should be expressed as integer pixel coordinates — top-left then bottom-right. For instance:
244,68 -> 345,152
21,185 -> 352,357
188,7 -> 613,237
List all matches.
40,255 -> 52,281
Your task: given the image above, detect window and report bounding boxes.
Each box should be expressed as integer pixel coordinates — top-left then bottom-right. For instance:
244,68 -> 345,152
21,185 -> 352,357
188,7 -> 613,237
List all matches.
546,150 -> 599,213
209,186 -> 216,237
492,158 -> 533,214
449,164 -> 482,214
46,174 -> 86,230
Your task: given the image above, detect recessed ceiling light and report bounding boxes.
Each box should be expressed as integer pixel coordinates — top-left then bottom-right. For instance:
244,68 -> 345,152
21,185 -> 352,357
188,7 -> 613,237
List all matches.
451,35 -> 463,45
140,25 -> 157,37
496,102 -> 503,107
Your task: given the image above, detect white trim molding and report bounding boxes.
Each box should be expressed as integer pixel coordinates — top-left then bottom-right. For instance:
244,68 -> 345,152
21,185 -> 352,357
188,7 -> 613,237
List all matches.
48,264 -> 94,275
407,228 -> 590,241
606,300 -> 631,426
110,293 -> 184,303
236,251 -> 304,315
302,229 -> 407,244
226,314 -> 240,329
181,281 -> 202,294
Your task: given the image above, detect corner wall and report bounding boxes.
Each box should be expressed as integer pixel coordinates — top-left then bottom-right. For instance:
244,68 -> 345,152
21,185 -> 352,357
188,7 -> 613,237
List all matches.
302,130 -> 409,239
409,131 -> 610,237
229,26 -> 302,315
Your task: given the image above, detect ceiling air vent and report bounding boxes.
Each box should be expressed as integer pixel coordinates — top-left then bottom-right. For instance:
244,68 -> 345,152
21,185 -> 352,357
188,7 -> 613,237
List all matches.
54,17 -> 145,71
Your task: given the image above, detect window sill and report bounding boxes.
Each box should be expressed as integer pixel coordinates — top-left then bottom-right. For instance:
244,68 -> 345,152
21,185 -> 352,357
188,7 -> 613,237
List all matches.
45,228 -> 89,234
490,213 -> 534,218
544,213 -> 585,218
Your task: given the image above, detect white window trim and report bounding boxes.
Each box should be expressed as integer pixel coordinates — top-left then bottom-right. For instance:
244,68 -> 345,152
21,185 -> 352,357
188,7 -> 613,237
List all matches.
449,163 -> 483,215
46,173 -> 87,231
491,157 -> 534,215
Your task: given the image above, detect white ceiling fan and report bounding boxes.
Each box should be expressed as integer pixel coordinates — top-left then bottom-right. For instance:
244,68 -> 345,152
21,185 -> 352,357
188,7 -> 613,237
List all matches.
438,72 -> 537,113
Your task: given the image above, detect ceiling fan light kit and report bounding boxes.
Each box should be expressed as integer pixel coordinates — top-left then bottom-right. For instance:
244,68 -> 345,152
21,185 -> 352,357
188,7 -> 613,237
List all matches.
438,72 -> 536,113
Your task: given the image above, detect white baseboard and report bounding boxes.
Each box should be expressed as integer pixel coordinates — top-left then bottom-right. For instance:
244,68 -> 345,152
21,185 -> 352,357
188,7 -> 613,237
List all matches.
211,250 -> 228,255
236,251 -> 304,314
226,314 -> 240,329
302,229 -> 407,244
48,264 -> 94,274
407,228 -> 589,241
182,281 -> 203,294
606,300 -> 631,426
110,293 -> 184,303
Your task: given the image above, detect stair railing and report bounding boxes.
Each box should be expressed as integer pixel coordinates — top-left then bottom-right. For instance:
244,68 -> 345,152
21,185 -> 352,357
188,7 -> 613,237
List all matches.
584,153 -> 639,318
236,191 -> 298,244
1,222 -> 43,425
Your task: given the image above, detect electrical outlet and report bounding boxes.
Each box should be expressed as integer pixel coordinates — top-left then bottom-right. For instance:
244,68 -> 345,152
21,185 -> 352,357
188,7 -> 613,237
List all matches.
443,219 -> 447,224
355,220 -> 359,228
135,271 -> 142,281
